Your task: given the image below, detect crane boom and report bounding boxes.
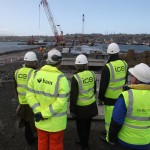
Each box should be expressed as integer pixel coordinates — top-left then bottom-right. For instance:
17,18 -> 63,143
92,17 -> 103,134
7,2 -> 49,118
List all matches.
40,0 -> 64,45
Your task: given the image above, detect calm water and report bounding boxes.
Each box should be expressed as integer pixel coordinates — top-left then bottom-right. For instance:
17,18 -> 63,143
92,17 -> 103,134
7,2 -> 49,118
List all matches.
0,42 -> 150,54
95,44 -> 150,53
0,42 -> 53,53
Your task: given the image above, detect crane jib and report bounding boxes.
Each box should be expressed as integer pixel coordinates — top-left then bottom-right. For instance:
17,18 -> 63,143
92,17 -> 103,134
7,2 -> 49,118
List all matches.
40,0 -> 65,46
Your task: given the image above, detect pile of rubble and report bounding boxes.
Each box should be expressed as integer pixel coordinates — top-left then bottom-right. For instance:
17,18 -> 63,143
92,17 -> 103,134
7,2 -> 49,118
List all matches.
120,50 -> 150,67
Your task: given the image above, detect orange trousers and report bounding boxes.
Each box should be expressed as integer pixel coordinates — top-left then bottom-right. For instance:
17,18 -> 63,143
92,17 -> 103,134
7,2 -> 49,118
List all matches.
37,128 -> 64,150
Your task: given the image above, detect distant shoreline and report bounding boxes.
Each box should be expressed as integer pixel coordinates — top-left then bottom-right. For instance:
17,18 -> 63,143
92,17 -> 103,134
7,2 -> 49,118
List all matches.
0,46 -> 149,57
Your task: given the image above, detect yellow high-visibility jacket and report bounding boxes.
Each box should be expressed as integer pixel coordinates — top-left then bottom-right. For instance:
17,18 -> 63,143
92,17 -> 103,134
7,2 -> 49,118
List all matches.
105,60 -> 127,99
74,70 -> 96,106
15,67 -> 35,104
26,65 -> 70,132
118,89 -> 150,145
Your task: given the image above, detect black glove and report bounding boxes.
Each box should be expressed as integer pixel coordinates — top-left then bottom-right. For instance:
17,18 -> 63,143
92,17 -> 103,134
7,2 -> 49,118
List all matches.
34,112 -> 44,122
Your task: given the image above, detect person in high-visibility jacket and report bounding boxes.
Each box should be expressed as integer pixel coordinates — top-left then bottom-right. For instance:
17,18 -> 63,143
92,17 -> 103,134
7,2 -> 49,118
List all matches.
70,54 -> 98,150
39,46 -> 43,53
26,49 -> 70,150
98,43 -> 128,141
108,63 -> 150,150
14,51 -> 38,145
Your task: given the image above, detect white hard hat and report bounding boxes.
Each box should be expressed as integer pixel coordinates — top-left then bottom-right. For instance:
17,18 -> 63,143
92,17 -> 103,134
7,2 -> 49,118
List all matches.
46,49 -> 62,64
75,54 -> 88,65
128,63 -> 150,83
24,51 -> 38,61
107,43 -> 120,54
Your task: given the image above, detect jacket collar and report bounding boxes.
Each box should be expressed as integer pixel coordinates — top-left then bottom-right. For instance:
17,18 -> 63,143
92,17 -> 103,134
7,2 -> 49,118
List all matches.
107,54 -> 120,63
76,69 -> 87,73
40,65 -> 61,73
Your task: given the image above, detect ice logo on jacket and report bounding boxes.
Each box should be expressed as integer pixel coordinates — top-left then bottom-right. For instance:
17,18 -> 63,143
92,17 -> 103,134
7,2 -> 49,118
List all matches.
114,65 -> 125,72
37,78 -> 53,85
82,77 -> 93,84
18,73 -> 27,79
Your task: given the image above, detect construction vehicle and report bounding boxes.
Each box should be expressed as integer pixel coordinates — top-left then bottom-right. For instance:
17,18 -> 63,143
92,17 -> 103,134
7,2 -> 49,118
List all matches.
40,0 -> 65,46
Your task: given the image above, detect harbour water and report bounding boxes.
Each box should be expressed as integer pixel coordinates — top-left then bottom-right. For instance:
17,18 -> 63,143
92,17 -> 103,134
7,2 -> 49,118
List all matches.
95,43 -> 150,53
0,42 -> 150,54
0,42 -> 52,53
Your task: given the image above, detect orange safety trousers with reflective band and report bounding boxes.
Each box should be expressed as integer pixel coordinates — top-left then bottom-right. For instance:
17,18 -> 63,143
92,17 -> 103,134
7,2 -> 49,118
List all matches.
37,129 -> 64,150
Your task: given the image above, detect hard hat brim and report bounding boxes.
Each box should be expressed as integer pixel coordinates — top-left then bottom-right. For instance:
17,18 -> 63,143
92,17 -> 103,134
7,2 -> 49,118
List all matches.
128,68 -> 135,77
128,68 -> 150,83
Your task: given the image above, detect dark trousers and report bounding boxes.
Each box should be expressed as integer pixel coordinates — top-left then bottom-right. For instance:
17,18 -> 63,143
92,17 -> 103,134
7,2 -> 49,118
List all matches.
76,118 -> 91,149
17,104 -> 36,145
24,121 -> 36,145
19,119 -> 36,145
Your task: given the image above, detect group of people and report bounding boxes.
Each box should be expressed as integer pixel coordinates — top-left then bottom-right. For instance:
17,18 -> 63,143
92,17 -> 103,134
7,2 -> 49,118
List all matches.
14,43 -> 150,150
39,46 -> 47,54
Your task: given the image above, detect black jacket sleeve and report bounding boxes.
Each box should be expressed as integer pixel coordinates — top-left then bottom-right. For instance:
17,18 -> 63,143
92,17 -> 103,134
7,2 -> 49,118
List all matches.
125,65 -> 129,84
13,71 -> 18,97
108,119 -> 122,143
69,76 -> 79,114
98,65 -> 110,102
94,81 -> 96,94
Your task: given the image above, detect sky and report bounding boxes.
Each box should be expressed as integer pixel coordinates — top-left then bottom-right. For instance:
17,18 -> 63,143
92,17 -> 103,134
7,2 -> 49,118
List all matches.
0,0 -> 150,36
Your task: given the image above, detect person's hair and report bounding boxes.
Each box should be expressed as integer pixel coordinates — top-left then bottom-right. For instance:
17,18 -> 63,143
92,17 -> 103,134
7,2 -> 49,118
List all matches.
25,61 -> 34,65
75,64 -> 87,70
25,61 -> 36,67
47,60 -> 61,67
107,53 -> 119,63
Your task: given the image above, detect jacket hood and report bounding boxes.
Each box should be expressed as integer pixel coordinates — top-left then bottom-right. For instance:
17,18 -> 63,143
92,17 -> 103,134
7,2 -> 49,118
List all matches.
40,65 -> 62,74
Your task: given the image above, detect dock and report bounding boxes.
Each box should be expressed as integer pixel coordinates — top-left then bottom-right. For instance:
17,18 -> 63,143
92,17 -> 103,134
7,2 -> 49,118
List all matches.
61,57 -> 107,67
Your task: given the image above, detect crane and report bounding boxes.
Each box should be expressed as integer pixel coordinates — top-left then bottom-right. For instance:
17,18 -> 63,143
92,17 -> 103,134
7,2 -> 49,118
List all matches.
57,24 -> 64,43
40,0 -> 65,46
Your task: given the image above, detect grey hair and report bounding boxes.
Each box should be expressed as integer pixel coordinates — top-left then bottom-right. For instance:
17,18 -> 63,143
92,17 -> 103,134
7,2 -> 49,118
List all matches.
46,60 -> 61,66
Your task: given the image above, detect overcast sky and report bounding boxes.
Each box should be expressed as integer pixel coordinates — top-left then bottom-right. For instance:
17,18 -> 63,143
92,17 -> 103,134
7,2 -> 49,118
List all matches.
0,0 -> 150,36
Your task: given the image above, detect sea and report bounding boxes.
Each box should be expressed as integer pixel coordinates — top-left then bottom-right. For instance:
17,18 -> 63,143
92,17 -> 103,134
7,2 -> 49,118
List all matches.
95,43 -> 150,53
0,42 -> 150,54
0,42 -> 53,54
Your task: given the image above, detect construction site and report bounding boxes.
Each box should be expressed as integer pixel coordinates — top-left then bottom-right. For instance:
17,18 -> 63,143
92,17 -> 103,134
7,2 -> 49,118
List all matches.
0,0 -> 150,150
0,47 -> 112,150
1,39 -> 150,150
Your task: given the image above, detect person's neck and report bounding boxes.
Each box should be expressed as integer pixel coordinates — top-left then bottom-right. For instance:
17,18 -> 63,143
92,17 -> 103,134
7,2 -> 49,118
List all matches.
25,65 -> 36,69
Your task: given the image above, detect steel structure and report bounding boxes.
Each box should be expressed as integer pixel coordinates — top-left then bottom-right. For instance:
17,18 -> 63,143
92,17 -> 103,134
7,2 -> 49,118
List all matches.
40,0 -> 64,45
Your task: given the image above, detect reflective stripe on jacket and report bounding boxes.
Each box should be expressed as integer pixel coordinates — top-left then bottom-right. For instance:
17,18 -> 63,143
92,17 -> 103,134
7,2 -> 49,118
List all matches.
26,65 -> 70,132
118,89 -> 150,145
74,70 -> 96,106
15,67 -> 35,104
105,60 -> 127,99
